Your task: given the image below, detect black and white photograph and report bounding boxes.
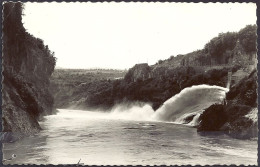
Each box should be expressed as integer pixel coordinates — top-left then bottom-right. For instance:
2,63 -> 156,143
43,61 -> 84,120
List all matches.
1,1 -> 258,165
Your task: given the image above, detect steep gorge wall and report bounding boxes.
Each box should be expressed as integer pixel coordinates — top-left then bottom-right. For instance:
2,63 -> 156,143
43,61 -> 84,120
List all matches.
126,25 -> 256,84
153,25 -> 256,71
2,2 -> 56,141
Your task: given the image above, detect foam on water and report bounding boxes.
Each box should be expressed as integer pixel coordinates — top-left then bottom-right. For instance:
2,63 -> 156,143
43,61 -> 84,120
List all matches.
52,104 -> 154,123
109,104 -> 154,121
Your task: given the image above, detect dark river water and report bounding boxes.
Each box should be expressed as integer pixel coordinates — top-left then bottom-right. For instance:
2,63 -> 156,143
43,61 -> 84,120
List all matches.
3,109 -> 257,165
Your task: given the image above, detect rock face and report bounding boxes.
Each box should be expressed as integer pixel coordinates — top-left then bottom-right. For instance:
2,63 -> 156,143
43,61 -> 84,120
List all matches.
227,69 -> 257,107
124,63 -> 151,82
2,2 -> 56,142
197,105 -> 227,131
180,40 -> 256,67
197,70 -> 257,138
152,25 -> 256,73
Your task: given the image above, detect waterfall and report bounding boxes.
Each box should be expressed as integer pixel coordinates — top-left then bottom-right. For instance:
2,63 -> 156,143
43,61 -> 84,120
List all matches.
152,85 -> 229,124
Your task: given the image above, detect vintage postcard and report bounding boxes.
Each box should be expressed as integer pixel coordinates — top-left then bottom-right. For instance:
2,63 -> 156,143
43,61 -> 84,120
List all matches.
1,1 -> 258,166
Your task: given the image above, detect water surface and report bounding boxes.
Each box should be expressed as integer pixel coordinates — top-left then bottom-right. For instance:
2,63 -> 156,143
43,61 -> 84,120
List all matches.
3,109 -> 257,165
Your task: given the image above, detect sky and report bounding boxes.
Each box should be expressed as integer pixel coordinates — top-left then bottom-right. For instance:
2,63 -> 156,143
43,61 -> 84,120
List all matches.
22,2 -> 256,69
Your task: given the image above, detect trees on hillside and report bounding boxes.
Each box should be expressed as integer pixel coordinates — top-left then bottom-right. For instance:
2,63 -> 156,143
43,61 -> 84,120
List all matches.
206,25 -> 256,56
238,25 -> 257,53
204,32 -> 238,60
202,25 -> 256,64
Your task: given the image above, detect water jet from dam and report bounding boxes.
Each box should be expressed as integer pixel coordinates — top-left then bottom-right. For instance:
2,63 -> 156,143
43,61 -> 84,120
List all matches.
103,84 -> 229,125
152,84 -> 229,124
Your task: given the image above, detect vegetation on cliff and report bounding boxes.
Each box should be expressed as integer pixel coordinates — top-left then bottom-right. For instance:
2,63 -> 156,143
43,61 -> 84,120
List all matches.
156,24 -> 256,67
2,2 -> 56,142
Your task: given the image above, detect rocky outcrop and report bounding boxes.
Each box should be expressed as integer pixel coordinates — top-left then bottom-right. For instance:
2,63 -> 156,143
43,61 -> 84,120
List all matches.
197,70 -> 257,138
227,69 -> 257,107
197,105 -> 257,139
154,25 -> 256,72
1,2 -> 56,142
124,63 -> 151,82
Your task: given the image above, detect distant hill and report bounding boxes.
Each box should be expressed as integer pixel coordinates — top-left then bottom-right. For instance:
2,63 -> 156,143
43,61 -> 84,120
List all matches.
50,69 -> 127,108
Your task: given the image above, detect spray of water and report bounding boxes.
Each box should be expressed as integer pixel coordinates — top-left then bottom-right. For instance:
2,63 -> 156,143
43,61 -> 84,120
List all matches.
152,85 -> 229,124
107,84 -> 229,125
109,103 -> 154,121
55,84 -> 229,126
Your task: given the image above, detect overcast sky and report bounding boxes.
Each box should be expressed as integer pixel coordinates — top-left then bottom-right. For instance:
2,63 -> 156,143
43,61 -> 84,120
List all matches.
23,2 -> 256,69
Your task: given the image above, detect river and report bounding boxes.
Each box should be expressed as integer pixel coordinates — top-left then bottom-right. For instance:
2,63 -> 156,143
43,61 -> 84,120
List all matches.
3,109 -> 257,165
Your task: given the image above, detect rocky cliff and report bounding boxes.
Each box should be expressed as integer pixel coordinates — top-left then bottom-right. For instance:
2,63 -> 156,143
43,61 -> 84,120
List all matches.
124,63 -> 151,82
149,25 -> 256,73
1,2 -> 56,142
197,70 -> 257,138
124,25 -> 256,88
